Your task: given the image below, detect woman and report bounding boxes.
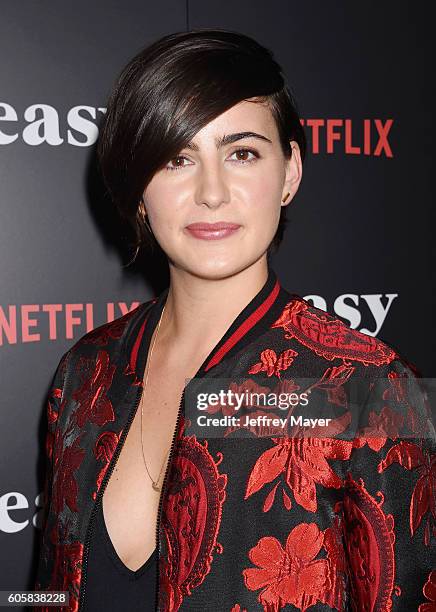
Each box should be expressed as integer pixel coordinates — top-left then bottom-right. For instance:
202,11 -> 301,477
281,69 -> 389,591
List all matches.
34,29 -> 435,612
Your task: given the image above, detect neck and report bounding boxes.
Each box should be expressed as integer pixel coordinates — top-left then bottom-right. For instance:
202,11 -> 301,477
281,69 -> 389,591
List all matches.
157,258 -> 269,356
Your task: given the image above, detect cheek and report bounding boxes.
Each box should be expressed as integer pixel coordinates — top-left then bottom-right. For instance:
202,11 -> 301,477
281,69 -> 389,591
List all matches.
241,172 -> 282,225
144,180 -> 182,228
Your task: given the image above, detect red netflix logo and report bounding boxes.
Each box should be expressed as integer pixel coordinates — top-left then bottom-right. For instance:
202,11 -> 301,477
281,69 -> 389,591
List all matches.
0,301 -> 141,345
300,119 -> 393,157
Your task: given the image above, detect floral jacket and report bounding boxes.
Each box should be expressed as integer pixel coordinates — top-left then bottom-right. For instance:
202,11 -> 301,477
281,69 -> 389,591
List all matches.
34,266 -> 435,611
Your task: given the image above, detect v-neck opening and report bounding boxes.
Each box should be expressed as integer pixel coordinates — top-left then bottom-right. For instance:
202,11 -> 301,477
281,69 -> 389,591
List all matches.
97,500 -> 157,580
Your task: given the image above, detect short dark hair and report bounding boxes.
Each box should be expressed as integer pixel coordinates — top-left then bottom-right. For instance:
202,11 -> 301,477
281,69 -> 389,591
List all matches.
97,28 -> 306,257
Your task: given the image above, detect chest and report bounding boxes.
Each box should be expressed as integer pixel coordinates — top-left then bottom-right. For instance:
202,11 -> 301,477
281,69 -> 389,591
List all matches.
98,368 -> 188,569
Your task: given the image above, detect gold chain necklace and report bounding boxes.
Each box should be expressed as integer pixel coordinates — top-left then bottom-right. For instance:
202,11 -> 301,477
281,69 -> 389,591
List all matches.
140,302 -> 169,492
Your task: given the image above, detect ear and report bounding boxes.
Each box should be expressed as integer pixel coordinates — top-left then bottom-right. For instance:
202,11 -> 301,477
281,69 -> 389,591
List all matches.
282,140 -> 303,207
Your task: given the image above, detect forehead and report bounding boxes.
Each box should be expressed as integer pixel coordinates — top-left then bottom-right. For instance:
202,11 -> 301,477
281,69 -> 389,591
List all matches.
194,99 -> 276,140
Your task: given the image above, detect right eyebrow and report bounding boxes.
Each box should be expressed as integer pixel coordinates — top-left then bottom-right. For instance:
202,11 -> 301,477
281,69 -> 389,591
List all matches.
185,131 -> 272,151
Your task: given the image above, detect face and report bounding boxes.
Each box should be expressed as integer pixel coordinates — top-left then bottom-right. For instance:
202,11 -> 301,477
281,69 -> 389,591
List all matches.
142,98 -> 302,280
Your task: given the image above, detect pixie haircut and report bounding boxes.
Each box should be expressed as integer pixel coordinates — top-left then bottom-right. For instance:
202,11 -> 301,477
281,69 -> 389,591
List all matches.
97,28 -> 306,257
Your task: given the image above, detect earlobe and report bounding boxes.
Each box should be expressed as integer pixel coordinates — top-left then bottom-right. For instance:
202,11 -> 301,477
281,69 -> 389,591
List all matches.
138,198 -> 146,219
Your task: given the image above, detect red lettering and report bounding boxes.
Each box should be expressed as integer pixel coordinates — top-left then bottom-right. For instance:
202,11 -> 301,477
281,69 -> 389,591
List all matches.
65,304 -> 83,339
374,119 -> 393,157
305,119 -> 325,154
22,305 -> 40,342
326,119 -> 343,153
42,304 -> 62,340
0,305 -> 17,345
345,119 -> 360,154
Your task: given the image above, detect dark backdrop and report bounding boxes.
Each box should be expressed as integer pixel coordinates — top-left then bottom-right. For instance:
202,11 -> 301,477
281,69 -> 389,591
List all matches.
0,0 -> 434,600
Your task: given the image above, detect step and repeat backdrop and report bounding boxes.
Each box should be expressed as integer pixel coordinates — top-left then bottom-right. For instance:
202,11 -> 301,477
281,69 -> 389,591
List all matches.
1,0 -> 434,603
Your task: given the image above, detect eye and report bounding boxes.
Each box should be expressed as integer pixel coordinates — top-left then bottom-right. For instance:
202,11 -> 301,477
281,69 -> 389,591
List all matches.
229,148 -> 260,164
165,155 -> 191,171
164,147 -> 260,172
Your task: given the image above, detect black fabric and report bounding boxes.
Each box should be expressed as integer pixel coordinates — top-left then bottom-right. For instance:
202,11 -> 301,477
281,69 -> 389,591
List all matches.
83,499 -> 158,611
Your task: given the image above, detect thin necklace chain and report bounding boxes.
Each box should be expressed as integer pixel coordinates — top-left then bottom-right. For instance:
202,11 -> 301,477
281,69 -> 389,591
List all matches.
140,302 -> 169,492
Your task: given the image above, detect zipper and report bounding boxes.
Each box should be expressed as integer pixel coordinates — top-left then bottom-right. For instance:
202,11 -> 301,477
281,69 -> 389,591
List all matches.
77,382 -> 144,611
77,380 -> 186,612
154,386 -> 185,611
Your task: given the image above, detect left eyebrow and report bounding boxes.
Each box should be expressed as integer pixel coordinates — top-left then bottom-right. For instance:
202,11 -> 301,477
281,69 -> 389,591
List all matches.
185,131 -> 272,151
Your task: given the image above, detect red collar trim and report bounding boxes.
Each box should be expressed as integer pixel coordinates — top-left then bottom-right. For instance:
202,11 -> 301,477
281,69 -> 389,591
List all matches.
203,278 -> 281,372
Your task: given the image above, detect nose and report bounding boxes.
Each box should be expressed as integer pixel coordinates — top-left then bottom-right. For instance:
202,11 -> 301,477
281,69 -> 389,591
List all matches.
194,162 -> 230,210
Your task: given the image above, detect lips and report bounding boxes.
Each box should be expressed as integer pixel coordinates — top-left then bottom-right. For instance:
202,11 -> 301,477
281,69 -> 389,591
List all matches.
185,221 -> 242,241
186,222 -> 241,230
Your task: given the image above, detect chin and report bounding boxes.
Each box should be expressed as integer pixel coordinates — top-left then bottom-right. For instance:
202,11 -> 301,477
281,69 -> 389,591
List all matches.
189,261 -> 239,281
177,255 -> 264,282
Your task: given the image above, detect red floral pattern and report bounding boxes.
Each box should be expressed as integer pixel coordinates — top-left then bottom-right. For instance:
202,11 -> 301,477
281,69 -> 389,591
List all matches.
352,405 -> 404,452
92,430 -> 120,500
72,350 -> 116,428
49,541 -> 84,612
305,363 -> 355,406
244,414 -> 353,513
378,440 -> 436,545
248,348 -> 298,379
35,541 -> 84,612
34,285 -> 436,611
159,416 -> 228,611
419,570 -> 436,611
52,429 -> 85,515
81,310 -> 136,345
243,522 -> 344,611
339,473 -> 397,611
271,299 -> 396,366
